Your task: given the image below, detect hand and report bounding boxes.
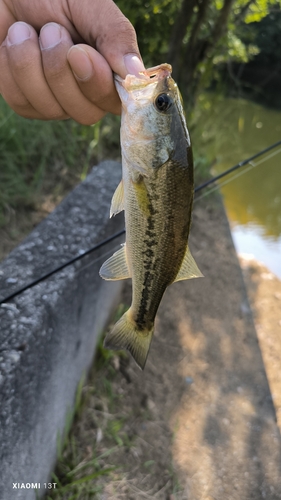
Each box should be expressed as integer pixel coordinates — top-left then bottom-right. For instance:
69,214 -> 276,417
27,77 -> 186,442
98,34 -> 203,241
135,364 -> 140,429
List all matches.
0,0 -> 145,124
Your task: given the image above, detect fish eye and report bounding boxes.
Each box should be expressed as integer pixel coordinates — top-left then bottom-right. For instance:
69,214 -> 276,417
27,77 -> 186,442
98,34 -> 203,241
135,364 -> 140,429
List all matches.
155,93 -> 172,112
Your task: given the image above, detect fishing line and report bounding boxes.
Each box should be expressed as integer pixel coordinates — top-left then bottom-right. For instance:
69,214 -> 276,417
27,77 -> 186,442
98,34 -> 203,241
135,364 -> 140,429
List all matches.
0,229 -> 125,305
194,146 -> 281,204
77,243 -> 123,275
194,162 -> 256,204
194,139 -> 281,193
1,139 -> 281,305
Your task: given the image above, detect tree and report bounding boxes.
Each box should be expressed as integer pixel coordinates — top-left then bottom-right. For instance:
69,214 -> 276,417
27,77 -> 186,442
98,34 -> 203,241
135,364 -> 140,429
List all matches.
116,0 -> 281,104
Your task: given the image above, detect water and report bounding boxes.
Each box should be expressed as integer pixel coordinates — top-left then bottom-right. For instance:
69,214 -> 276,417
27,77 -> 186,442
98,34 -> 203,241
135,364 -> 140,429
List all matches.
192,94 -> 281,278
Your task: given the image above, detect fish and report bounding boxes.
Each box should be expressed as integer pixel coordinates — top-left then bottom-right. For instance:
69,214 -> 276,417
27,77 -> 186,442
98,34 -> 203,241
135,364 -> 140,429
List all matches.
99,63 -> 202,370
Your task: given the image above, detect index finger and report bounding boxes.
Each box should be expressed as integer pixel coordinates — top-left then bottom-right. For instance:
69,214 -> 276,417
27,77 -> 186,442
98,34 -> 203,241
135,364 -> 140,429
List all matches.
66,0 -> 145,78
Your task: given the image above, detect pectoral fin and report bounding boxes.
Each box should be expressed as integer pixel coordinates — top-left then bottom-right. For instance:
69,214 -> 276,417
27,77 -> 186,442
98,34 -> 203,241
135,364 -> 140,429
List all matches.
110,180 -> 124,218
174,245 -> 203,282
99,245 -> 131,280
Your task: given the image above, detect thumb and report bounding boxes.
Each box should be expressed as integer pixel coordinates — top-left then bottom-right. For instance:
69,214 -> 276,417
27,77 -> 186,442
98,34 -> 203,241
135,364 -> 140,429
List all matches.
67,0 -> 145,78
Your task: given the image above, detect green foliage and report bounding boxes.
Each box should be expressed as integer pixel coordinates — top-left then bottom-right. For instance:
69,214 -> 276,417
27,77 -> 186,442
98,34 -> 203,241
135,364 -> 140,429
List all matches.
0,96 -> 120,226
244,0 -> 280,23
116,0 -> 180,66
115,0 -> 281,104
244,6 -> 281,66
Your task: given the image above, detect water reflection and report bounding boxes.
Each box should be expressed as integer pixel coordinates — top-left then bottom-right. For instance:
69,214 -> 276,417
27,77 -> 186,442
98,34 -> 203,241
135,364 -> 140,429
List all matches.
192,94 -> 281,276
231,224 -> 281,278
222,155 -> 281,239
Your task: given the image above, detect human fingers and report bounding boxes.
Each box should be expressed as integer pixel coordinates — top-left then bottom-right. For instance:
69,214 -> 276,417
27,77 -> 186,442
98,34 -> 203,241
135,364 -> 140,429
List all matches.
1,0 -> 144,78
0,39 -> 41,119
2,21 -> 67,119
67,44 -> 121,115
0,0 -> 145,120
39,23 -> 108,125
66,0 -> 145,78
1,20 -> 115,122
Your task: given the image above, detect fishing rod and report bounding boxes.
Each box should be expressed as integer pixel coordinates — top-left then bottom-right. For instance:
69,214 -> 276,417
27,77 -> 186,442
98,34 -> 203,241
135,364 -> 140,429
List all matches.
194,139 -> 281,192
1,139 -> 281,305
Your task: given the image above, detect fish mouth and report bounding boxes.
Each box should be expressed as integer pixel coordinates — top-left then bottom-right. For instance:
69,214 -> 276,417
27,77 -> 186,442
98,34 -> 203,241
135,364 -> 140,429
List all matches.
114,63 -> 172,92
142,64 -> 172,80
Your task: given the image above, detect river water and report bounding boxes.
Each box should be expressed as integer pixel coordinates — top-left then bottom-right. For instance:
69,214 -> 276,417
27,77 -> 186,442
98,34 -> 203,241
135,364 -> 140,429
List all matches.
192,93 -> 281,278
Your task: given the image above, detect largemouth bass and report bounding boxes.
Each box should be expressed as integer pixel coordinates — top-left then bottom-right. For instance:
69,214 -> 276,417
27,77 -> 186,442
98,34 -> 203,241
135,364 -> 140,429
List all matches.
100,64 -> 202,370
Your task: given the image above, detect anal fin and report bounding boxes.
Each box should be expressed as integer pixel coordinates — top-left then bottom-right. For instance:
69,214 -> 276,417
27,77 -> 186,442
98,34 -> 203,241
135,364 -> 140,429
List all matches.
174,245 -> 203,282
99,244 -> 131,281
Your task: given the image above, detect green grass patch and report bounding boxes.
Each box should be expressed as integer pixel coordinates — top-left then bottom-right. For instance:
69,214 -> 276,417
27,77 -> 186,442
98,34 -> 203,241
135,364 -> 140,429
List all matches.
0,97 -> 120,226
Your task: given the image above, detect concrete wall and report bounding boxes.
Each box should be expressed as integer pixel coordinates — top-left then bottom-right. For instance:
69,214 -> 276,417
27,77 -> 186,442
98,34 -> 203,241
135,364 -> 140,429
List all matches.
0,161 -> 124,499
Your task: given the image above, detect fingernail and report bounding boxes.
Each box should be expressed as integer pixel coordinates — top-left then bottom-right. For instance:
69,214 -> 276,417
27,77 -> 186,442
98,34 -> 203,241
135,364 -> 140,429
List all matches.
67,47 -> 93,81
8,22 -> 31,45
123,54 -> 145,77
40,23 -> 61,49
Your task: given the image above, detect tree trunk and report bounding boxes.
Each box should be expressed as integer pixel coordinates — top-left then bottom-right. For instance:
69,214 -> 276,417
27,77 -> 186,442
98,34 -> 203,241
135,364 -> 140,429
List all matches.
181,0 -> 235,102
187,0 -> 210,52
167,0 -> 198,80
181,0 -> 210,94
210,0 -> 235,47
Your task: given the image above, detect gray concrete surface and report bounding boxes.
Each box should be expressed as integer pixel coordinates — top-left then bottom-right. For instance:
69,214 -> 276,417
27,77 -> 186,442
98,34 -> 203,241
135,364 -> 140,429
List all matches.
0,161 -> 124,499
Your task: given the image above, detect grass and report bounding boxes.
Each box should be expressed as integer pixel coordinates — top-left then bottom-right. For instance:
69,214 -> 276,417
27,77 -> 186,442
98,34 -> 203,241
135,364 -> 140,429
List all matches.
0,96 -> 120,226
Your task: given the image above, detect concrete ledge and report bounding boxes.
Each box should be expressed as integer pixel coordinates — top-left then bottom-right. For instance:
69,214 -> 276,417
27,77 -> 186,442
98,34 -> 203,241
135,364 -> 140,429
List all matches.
0,161 -> 124,499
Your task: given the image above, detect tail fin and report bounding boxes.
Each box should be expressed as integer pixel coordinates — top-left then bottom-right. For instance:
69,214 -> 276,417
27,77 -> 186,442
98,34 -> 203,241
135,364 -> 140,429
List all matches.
104,310 -> 154,370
